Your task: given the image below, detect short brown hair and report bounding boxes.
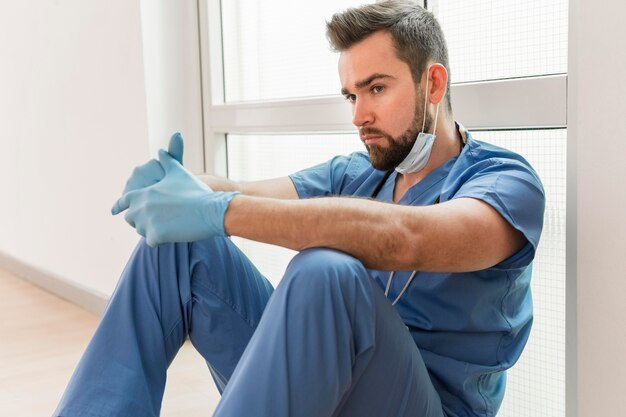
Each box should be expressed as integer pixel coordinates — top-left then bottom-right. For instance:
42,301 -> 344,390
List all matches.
326,0 -> 452,112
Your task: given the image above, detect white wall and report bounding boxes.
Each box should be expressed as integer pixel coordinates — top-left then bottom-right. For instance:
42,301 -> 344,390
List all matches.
568,0 -> 626,415
140,0 -> 205,172
0,1 -> 149,297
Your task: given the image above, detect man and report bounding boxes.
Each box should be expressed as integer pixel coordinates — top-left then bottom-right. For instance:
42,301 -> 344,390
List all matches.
54,2 -> 544,417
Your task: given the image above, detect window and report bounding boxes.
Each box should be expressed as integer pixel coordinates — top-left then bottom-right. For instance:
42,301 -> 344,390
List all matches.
433,0 -> 568,83
476,128 -> 566,416
200,0 -> 366,281
199,1 -> 568,415
227,133 -> 361,287
221,1 -> 363,102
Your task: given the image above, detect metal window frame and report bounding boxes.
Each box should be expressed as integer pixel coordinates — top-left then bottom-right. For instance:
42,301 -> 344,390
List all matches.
198,0 -> 566,177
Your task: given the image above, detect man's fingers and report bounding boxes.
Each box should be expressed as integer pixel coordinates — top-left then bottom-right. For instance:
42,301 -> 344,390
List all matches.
159,148 -> 180,173
167,132 -> 184,165
146,235 -> 160,248
124,210 -> 136,228
111,197 -> 128,215
111,191 -> 137,215
122,159 -> 165,195
135,222 -> 146,238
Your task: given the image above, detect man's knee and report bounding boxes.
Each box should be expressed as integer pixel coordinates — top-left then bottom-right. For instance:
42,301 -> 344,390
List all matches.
281,248 -> 373,308
188,236 -> 245,271
287,247 -> 366,278
114,239 -> 194,317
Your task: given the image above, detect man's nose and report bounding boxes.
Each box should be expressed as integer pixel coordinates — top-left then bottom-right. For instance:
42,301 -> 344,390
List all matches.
352,99 -> 374,127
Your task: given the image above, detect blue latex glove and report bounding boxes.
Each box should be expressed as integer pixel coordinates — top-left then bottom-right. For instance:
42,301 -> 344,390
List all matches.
114,132 -> 184,199
112,141 -> 239,247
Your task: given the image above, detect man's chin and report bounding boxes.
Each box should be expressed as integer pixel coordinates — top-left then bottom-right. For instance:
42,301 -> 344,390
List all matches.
367,148 -> 394,171
366,145 -> 407,171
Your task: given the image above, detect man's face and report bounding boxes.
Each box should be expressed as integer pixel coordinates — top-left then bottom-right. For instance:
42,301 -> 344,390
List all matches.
338,31 -> 432,171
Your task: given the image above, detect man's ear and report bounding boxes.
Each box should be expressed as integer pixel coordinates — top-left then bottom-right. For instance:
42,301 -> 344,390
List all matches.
427,63 -> 448,105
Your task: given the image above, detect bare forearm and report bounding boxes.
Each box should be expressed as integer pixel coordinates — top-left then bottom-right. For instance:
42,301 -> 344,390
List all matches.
196,174 -> 241,193
223,194 -> 527,273
224,194 -> 416,270
196,174 -> 299,199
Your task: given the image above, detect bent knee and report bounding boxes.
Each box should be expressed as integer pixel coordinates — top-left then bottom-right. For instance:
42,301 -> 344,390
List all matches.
277,249 -> 377,325
288,248 -> 365,277
282,248 -> 371,295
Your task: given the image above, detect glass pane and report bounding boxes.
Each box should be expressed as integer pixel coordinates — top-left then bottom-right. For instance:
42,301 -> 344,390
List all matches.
476,129 -> 566,417
433,0 -> 568,83
221,0 -> 363,103
226,133 -> 362,287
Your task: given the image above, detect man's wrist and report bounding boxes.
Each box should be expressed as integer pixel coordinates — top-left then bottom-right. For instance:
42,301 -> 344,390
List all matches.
210,191 -> 240,237
196,174 -> 243,193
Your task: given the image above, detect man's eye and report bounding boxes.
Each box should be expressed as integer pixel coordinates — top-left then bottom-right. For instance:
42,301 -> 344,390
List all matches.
372,85 -> 384,94
344,94 -> 356,103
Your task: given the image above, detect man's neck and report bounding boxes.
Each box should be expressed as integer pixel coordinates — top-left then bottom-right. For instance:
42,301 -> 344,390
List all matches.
393,118 -> 460,203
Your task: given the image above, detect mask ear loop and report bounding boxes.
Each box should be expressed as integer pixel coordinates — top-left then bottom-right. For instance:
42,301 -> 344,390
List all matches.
386,66 -> 441,307
432,103 -> 440,135
421,68 -> 430,133
421,66 -> 441,136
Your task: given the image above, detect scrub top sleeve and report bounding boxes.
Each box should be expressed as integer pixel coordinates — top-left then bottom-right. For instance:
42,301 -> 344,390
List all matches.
289,153 -> 366,199
453,159 -> 546,269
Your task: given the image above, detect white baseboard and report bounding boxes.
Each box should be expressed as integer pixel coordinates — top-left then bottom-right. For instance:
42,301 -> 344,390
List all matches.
0,251 -> 108,316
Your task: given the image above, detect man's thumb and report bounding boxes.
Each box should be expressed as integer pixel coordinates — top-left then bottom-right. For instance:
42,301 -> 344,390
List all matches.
168,132 -> 184,165
159,148 -> 179,173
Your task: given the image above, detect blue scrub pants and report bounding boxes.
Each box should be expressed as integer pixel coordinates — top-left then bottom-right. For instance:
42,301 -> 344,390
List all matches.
53,237 -> 445,417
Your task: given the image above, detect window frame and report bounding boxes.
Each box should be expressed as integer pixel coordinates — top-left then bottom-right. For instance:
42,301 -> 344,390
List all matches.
198,0 -> 566,176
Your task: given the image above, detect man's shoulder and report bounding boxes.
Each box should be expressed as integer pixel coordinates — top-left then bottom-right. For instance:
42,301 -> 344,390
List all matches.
464,135 -> 530,166
459,134 -> 540,179
444,132 -> 545,198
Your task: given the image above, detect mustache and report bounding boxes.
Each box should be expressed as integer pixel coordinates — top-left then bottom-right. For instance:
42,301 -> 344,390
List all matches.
359,127 -> 392,139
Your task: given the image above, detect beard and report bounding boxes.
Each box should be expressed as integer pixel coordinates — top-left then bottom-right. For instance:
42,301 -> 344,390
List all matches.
361,90 -> 434,171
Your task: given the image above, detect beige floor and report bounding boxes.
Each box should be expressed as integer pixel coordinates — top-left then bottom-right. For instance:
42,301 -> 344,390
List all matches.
0,269 -> 220,416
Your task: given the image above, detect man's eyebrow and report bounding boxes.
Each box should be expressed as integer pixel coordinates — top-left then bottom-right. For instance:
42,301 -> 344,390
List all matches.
341,73 -> 396,96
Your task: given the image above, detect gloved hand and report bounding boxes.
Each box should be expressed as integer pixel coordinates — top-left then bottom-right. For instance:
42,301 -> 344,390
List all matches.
113,132 -> 184,200
111,138 -> 239,247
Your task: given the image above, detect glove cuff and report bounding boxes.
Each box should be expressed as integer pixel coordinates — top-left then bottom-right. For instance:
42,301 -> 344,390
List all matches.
205,191 -> 240,237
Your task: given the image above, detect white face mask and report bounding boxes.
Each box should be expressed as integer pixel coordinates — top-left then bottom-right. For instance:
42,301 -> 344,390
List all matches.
395,66 -> 440,175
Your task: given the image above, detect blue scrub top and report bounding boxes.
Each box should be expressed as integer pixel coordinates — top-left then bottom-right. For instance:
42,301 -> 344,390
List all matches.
289,125 -> 545,417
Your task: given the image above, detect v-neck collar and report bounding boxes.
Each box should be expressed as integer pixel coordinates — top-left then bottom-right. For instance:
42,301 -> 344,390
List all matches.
374,121 -> 468,205
395,155 -> 458,205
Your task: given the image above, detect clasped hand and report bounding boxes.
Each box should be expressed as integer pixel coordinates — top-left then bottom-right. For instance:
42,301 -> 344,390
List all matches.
111,133 -> 239,247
